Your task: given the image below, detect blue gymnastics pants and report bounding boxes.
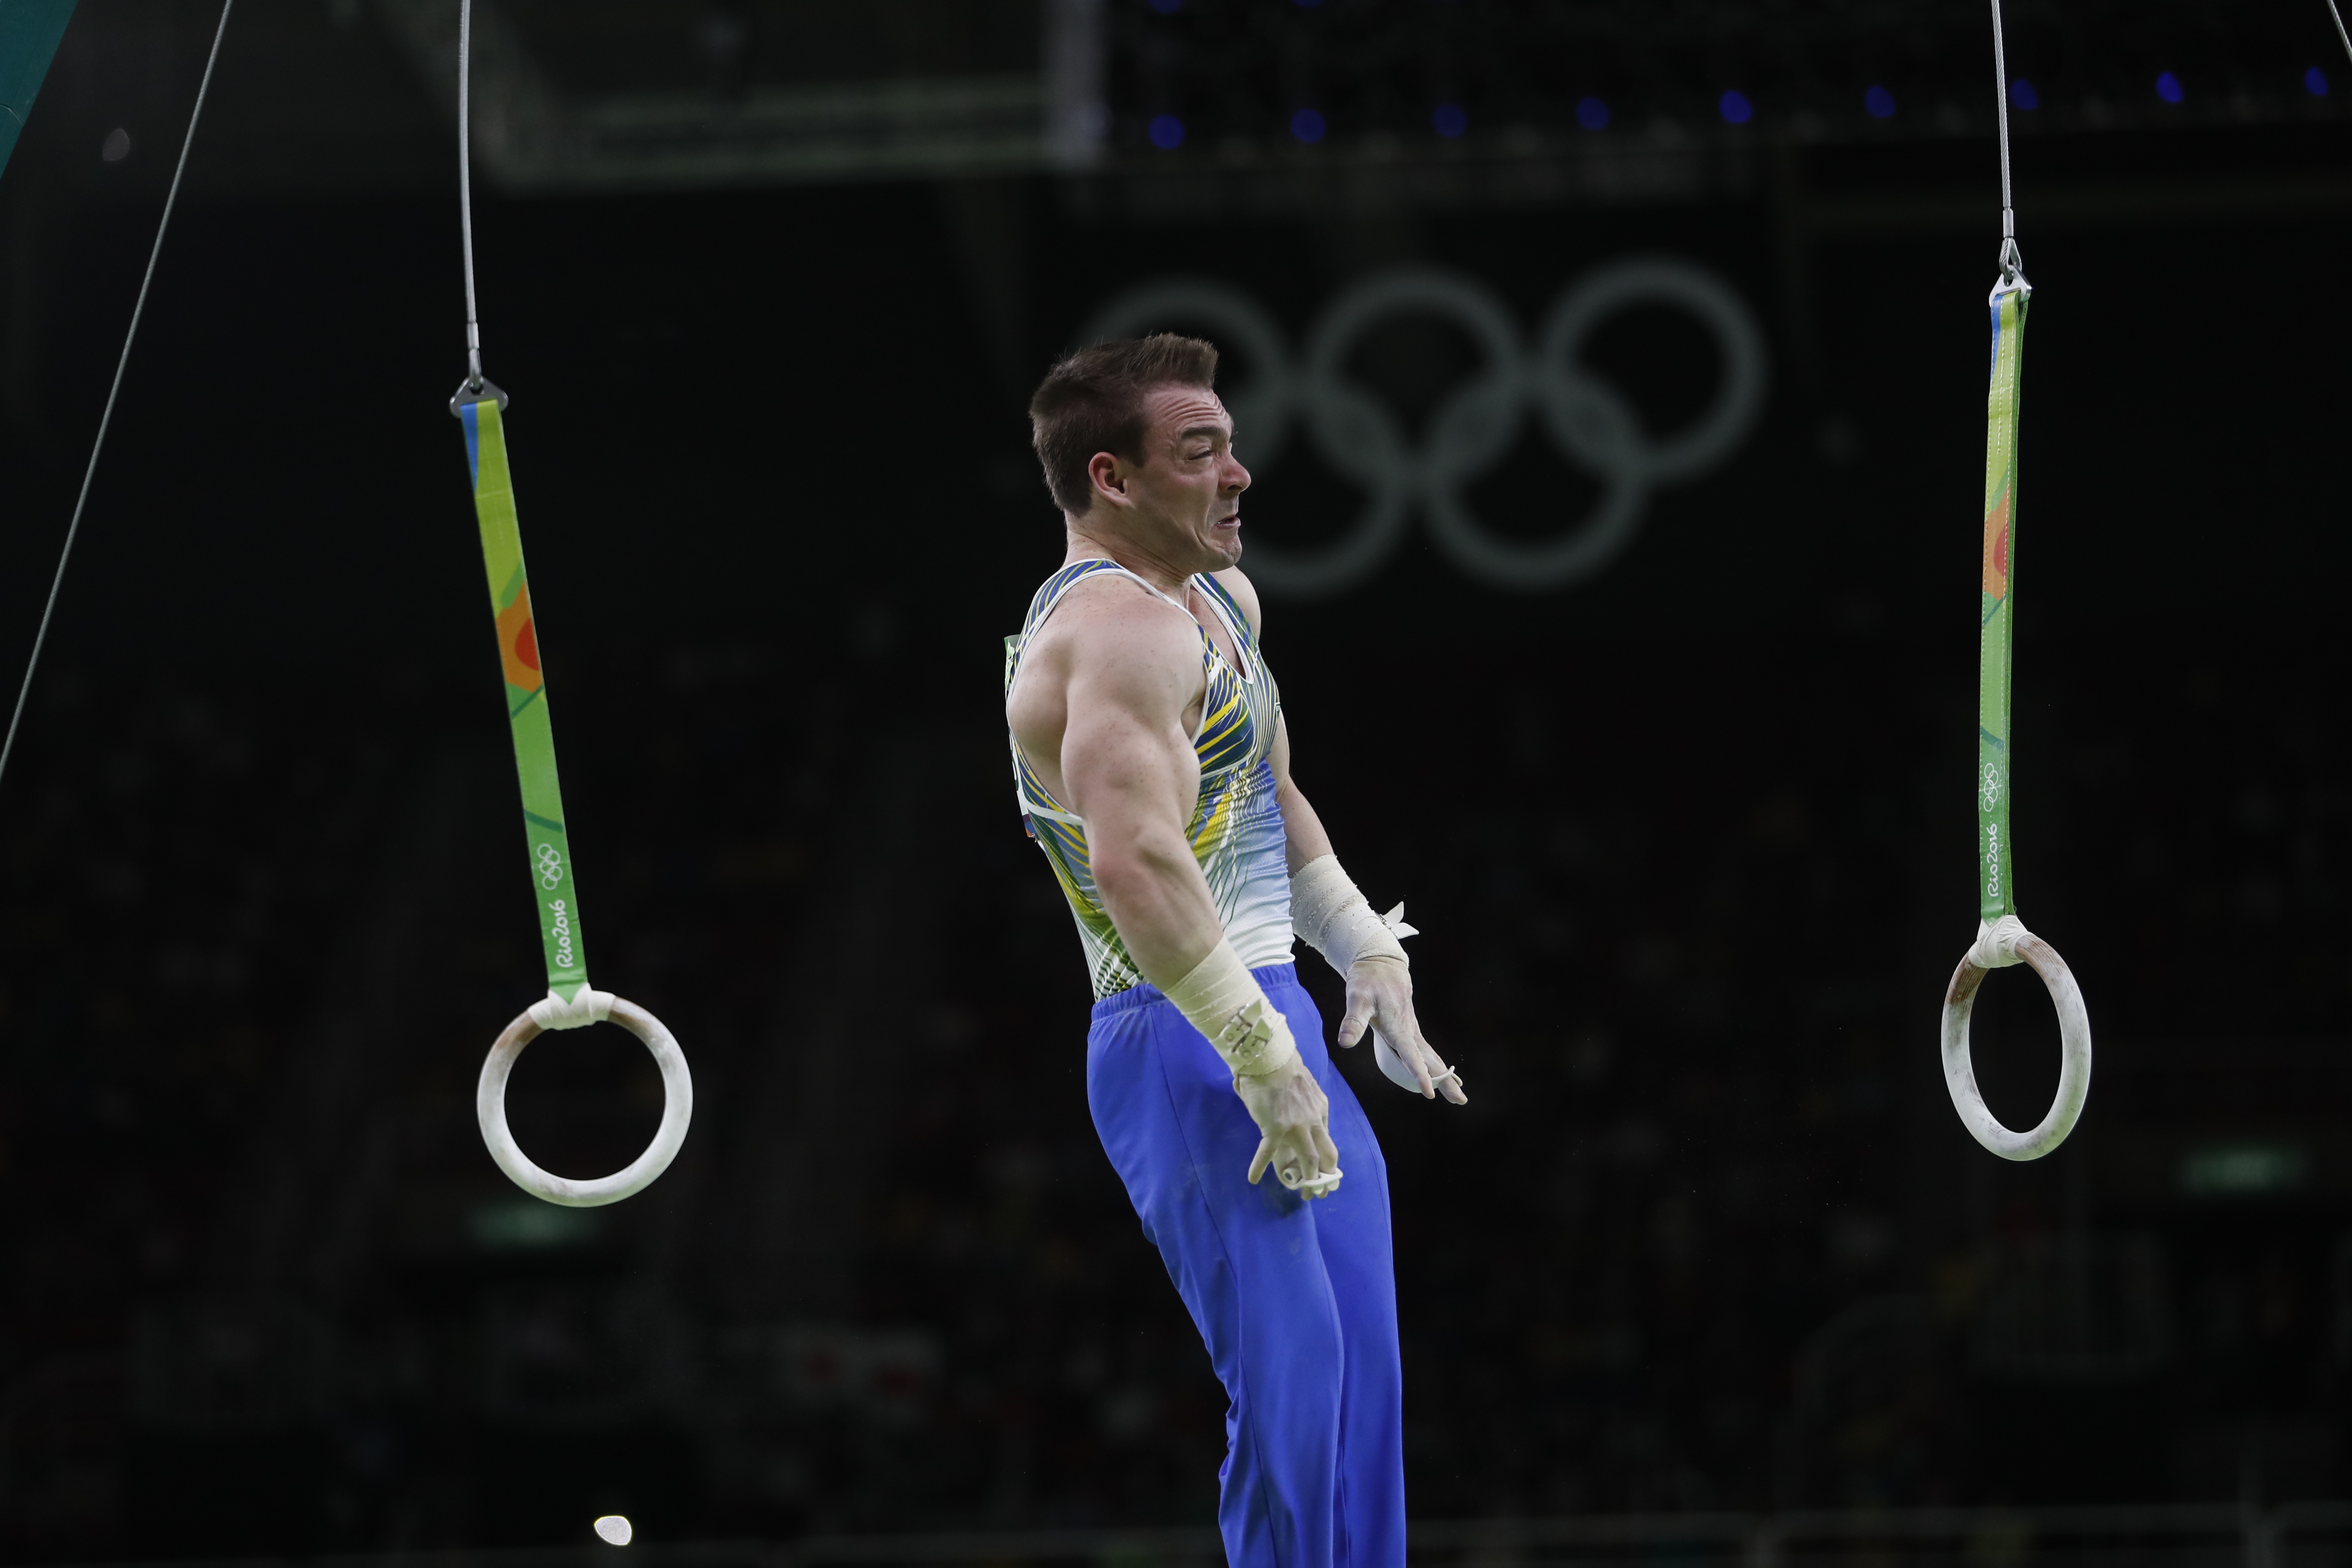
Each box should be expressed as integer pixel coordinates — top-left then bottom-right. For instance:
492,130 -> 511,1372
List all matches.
1087,961 -> 1406,1568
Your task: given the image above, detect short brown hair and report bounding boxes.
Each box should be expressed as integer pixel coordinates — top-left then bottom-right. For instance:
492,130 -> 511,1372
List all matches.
1028,334 -> 1220,517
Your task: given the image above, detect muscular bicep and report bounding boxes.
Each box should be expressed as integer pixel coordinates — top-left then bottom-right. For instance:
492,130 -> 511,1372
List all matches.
1058,613 -> 1202,841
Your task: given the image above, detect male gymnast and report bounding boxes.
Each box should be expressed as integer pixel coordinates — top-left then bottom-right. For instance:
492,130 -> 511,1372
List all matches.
1002,334 -> 1467,1568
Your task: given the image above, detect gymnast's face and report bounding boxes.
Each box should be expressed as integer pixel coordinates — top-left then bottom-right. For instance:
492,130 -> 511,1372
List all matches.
1087,383 -> 1252,573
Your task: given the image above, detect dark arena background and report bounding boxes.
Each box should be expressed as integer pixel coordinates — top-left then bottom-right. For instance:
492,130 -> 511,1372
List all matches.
0,0 -> 2349,1560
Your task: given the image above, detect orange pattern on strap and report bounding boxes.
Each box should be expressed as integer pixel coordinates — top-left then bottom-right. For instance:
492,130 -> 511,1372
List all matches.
496,584 -> 543,693
1982,486 -> 2012,601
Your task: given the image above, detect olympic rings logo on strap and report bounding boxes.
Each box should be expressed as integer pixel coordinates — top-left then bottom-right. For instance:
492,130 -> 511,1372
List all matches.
1082,259 -> 1768,599
536,842 -> 565,890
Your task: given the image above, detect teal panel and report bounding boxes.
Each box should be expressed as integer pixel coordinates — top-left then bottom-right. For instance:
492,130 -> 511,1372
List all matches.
0,0 -> 79,182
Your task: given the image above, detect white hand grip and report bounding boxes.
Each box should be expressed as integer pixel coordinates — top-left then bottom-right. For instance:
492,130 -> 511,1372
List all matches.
477,995 -> 693,1206
1939,925 -> 2092,1161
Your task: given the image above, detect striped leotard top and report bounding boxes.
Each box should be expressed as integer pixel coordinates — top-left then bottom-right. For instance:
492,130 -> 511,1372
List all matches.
1004,559 -> 1292,999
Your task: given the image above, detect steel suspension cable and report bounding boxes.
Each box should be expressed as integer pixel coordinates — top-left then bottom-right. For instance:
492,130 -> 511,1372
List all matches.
2327,0 -> 2352,69
458,0 -> 484,392
0,0 -> 237,795
1990,0 -> 2024,289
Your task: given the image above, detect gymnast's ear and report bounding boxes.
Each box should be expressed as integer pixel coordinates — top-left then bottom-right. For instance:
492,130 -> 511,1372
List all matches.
1085,449 -> 1135,509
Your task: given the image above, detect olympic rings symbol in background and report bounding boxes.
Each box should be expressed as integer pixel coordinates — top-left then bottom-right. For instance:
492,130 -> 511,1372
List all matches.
536,842 -> 565,890
1082,259 -> 1768,598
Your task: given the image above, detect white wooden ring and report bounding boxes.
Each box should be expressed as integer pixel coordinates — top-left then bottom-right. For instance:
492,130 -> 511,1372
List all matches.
1939,929 -> 2092,1161
476,996 -> 693,1206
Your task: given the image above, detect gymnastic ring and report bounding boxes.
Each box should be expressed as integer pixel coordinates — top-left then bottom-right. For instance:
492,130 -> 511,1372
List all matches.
476,997 -> 693,1207
1939,929 -> 2092,1161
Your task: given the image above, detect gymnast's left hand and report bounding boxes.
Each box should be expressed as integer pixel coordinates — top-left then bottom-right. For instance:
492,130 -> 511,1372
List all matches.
1336,956 -> 1467,1104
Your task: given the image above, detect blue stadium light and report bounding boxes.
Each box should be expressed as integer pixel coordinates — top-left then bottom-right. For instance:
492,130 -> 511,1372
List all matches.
2308,66 -> 2332,96
1148,114 -> 1185,149
2156,71 -> 2184,104
2009,78 -> 2039,110
1432,102 -> 1468,138
1291,107 -> 1327,143
1864,84 -> 1895,119
1576,96 -> 1610,130
1718,89 -> 1753,125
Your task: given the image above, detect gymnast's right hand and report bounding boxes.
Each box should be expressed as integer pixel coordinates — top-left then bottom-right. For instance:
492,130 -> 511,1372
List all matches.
1236,1058 -> 1342,1198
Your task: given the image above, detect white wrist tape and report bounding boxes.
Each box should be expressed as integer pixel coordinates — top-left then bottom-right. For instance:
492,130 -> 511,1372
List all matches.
529,987 -> 615,1030
1290,854 -> 1415,974
1164,939 -> 1298,1078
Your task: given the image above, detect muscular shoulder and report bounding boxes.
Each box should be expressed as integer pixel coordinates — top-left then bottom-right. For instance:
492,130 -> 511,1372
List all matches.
1025,574 -> 1201,722
1207,567 -> 1265,638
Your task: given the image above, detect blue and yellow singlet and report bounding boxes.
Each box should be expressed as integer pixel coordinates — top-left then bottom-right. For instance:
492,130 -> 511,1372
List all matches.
1004,559 -> 1292,998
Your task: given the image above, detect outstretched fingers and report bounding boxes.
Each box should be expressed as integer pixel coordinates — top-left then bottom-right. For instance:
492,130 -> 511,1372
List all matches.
1379,991 -> 1447,1099
1392,1011 -> 1438,1098
1386,995 -> 1466,1104
1418,1031 -> 1469,1105
1373,987 -> 1467,1106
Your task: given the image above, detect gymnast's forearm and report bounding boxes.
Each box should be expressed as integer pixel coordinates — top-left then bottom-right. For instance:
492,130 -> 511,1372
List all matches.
1275,772 -> 1337,875
1268,714 -> 1335,874
1091,820 -> 1227,990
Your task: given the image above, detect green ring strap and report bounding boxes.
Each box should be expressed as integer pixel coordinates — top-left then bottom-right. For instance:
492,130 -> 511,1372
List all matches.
1977,288 -> 2027,922
460,400 -> 591,1001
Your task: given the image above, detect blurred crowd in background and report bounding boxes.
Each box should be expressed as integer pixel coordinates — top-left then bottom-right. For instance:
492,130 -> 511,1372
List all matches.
2,616 -> 2344,1553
